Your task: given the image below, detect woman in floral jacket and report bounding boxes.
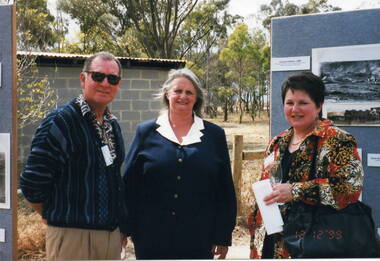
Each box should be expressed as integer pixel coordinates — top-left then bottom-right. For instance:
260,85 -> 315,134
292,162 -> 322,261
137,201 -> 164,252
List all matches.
248,72 -> 364,258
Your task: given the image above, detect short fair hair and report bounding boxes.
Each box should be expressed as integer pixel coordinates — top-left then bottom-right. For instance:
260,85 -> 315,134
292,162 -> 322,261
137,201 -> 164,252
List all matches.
156,68 -> 204,117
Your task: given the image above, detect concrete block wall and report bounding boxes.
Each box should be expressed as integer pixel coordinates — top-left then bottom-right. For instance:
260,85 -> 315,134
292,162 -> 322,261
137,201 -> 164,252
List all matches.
111,68 -> 169,147
18,66 -> 171,165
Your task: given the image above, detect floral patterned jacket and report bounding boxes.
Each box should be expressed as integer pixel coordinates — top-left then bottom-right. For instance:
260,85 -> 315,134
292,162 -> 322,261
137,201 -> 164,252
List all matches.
248,119 -> 364,259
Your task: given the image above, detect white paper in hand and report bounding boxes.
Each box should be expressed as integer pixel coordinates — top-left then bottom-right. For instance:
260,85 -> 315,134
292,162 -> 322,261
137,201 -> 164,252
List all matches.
252,179 -> 284,235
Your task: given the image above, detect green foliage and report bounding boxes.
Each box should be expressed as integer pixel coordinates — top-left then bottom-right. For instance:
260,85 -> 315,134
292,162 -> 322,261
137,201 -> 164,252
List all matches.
220,24 -> 254,72
179,1 -> 240,62
248,31 -> 270,120
216,86 -> 234,98
219,24 -> 258,123
215,85 -> 234,108
16,0 -> 61,127
213,86 -> 234,121
260,0 -> 341,32
186,61 -> 205,80
17,55 -> 58,128
219,24 -> 270,123
16,0 -> 67,50
57,0 -> 191,57
57,0 -> 237,59
103,0 -> 201,58
57,0 -> 129,55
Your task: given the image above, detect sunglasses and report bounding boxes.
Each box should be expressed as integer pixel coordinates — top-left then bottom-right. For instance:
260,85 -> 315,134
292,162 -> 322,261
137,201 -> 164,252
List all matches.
85,71 -> 121,85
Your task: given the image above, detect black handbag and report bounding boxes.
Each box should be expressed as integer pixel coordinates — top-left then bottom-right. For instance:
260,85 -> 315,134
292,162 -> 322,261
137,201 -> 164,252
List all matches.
283,200 -> 380,258
283,136 -> 380,258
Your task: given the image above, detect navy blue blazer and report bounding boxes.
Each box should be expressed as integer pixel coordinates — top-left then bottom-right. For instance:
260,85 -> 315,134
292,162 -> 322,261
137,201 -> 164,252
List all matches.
122,118 -> 236,258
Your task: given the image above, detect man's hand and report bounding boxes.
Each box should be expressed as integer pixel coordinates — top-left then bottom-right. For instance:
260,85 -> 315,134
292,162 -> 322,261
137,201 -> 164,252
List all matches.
121,234 -> 128,248
29,202 -> 47,224
212,245 -> 228,259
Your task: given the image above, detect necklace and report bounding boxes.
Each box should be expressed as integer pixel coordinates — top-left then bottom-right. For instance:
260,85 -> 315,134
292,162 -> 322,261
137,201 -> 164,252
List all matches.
291,139 -> 303,146
291,135 -> 306,146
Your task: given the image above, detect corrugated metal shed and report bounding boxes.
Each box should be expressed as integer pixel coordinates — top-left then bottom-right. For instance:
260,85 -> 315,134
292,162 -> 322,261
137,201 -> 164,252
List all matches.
17,51 -> 186,69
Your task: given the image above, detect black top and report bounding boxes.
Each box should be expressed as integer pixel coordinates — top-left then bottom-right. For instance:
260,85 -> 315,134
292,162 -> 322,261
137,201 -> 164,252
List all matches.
281,148 -> 298,183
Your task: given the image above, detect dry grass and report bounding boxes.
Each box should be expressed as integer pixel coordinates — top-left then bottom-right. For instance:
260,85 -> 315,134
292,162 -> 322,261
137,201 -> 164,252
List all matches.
17,195 -> 135,260
17,112 -> 269,257
18,194 -> 46,260
206,112 -> 269,151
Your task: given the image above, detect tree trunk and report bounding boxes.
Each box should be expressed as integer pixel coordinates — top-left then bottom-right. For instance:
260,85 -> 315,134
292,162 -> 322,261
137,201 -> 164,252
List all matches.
239,101 -> 243,124
223,100 -> 228,122
244,93 -> 250,112
238,77 -> 243,124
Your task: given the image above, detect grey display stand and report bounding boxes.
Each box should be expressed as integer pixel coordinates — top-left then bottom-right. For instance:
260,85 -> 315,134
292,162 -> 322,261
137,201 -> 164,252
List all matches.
271,9 -> 380,231
0,4 -> 17,261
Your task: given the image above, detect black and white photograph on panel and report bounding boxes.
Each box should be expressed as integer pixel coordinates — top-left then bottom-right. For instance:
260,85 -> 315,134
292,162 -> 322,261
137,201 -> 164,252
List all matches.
0,133 -> 10,209
312,44 -> 380,126
0,151 -> 5,203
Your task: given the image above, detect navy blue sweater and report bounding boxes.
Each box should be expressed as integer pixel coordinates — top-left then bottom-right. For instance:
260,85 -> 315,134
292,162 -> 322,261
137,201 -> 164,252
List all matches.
20,99 -> 127,231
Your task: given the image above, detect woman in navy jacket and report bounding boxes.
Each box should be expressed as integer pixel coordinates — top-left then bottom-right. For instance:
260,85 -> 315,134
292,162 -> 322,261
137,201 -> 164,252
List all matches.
122,68 -> 237,259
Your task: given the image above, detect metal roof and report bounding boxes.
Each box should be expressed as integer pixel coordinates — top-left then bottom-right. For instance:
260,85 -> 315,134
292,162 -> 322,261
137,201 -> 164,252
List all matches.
17,51 -> 186,69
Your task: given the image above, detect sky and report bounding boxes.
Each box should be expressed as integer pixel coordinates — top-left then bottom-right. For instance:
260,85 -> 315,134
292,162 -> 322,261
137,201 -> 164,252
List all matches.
46,0 -> 380,41
228,0 -> 380,15
227,0 -> 380,29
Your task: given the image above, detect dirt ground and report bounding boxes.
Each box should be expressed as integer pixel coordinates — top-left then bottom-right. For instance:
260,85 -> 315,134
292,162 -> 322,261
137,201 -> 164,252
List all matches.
207,112 -> 270,152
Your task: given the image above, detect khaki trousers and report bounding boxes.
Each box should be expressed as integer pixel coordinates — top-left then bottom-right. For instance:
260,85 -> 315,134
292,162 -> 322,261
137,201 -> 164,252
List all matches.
46,226 -> 121,260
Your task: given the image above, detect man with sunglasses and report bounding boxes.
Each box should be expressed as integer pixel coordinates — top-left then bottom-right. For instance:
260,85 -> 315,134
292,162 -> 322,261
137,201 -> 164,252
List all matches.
20,52 -> 128,260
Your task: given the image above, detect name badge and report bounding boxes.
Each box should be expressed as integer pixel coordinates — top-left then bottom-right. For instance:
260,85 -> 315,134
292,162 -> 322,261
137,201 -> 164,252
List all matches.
101,145 -> 113,166
263,152 -> 275,169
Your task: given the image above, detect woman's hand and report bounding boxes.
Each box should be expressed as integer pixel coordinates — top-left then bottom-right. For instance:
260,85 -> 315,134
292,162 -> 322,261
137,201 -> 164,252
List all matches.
212,245 -> 228,259
264,183 -> 293,205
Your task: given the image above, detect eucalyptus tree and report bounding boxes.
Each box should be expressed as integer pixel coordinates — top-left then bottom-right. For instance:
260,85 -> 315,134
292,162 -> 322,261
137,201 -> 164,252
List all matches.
58,0 -> 235,59
57,0 -> 124,54
16,0 -> 61,127
260,0 -> 341,32
17,54 -> 58,128
220,24 -> 257,123
246,30 -> 270,121
17,0 -> 66,50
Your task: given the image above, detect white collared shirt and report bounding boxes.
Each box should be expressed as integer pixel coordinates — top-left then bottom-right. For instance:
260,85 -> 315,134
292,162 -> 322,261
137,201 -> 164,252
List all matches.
156,110 -> 204,145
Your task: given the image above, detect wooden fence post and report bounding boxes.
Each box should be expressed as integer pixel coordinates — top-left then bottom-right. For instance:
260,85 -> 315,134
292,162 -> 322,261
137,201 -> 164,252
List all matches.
232,135 -> 243,216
